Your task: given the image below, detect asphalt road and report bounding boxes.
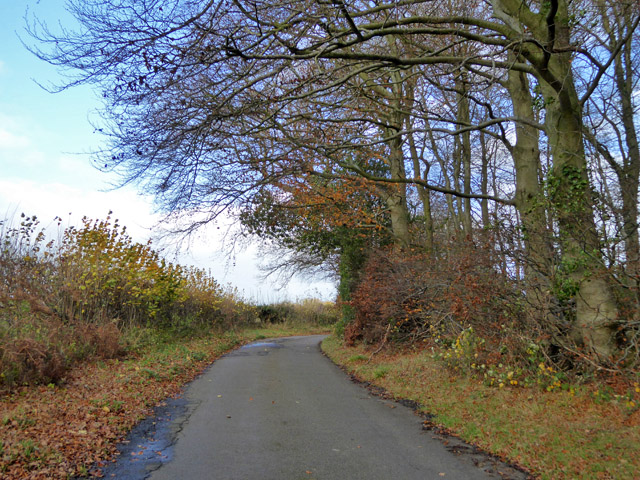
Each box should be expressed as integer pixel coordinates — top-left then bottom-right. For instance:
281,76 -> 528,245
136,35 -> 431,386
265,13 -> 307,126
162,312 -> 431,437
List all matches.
110,335 -> 522,479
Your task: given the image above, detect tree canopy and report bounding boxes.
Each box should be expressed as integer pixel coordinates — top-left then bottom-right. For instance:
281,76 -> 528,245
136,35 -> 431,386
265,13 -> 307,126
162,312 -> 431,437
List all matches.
27,0 -> 640,363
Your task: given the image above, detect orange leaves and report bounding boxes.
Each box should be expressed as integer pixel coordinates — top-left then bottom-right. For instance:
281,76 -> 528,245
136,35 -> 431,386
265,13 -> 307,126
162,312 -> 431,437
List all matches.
245,166 -> 388,243
347,242 -> 521,349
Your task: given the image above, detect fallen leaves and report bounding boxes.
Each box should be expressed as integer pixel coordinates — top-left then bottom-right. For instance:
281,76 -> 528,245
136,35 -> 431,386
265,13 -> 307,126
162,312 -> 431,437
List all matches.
0,333 -> 241,479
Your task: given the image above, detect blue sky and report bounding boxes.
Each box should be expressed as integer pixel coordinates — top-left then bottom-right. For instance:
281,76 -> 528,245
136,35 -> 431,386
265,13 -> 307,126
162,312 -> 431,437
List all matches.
0,1 -> 334,302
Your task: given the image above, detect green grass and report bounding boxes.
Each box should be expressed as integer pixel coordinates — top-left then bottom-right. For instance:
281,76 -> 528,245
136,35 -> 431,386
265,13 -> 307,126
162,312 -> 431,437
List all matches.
242,322 -> 331,339
321,335 -> 640,480
348,354 -> 368,362
373,365 -> 390,378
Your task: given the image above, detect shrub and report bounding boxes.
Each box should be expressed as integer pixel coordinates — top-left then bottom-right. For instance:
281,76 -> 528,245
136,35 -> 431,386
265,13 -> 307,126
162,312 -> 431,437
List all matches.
1,337 -> 66,386
0,213 -> 255,389
255,299 -> 337,326
346,243 -> 532,362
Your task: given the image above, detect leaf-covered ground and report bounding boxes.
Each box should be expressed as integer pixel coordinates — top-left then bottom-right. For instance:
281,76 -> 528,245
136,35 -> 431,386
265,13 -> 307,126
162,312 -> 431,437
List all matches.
0,325 -> 328,479
322,336 -> 640,480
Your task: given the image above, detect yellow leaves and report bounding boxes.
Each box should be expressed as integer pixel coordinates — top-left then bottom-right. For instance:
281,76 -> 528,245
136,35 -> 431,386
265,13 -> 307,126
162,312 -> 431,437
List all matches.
538,362 -> 555,374
44,214 -> 230,326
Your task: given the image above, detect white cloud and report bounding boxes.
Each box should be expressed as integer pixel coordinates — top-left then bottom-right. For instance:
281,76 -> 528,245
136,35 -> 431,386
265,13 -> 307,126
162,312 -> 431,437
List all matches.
0,110 -> 106,185
0,113 -> 48,172
0,127 -> 29,149
0,178 -> 158,242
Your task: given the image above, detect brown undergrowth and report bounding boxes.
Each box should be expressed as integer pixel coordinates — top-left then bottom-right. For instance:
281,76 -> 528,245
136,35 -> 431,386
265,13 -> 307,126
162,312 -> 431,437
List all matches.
322,335 -> 640,480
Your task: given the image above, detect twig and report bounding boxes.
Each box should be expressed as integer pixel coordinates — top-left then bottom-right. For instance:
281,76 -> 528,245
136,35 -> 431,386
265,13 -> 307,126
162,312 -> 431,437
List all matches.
367,323 -> 392,364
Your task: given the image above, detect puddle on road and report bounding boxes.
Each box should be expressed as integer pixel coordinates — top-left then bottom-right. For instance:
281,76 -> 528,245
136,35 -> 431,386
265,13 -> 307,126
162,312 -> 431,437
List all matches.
229,341 -> 285,357
240,342 -> 283,349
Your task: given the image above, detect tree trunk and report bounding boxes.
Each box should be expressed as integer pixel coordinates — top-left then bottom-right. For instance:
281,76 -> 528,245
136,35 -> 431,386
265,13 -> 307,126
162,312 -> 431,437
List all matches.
541,63 -> 618,359
408,129 -> 434,253
480,132 -> 490,228
455,74 -> 473,237
506,57 -> 555,318
496,0 -> 619,359
385,128 -> 411,251
609,5 -> 640,294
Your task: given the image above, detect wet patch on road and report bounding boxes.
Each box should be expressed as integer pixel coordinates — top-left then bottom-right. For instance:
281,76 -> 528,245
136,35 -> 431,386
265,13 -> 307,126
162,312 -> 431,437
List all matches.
94,394 -> 197,479
86,338 -> 288,478
240,342 -> 284,349
227,341 -> 285,357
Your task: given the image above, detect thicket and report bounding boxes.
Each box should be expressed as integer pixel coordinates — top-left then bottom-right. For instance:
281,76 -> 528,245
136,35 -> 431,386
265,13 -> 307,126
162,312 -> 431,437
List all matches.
344,234 -> 640,390
0,213 -> 256,388
346,242 -> 519,346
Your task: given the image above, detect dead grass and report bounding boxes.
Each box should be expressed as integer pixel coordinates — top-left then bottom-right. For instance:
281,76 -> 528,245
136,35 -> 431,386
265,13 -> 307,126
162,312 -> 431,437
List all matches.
322,336 -> 640,480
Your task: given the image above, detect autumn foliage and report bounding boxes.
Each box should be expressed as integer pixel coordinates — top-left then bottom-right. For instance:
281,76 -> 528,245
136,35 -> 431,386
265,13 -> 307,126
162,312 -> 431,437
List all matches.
345,241 -> 538,365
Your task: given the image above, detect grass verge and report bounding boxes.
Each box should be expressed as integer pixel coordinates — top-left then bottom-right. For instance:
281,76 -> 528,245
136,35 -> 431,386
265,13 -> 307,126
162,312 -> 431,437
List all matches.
0,323 -> 329,479
321,336 -> 640,480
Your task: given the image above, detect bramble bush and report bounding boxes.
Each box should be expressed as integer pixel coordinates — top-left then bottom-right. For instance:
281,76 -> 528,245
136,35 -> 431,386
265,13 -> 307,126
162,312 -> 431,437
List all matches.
346,242 -> 527,349
0,213 -> 256,388
343,241 -> 577,388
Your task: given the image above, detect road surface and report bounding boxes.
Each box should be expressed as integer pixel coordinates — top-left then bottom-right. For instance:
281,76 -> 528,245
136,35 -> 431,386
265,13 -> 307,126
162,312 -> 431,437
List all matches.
106,335 -> 525,479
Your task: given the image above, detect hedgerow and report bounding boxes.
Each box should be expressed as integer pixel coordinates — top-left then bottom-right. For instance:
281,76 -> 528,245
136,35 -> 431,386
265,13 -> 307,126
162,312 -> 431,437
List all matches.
0,213 -> 256,388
